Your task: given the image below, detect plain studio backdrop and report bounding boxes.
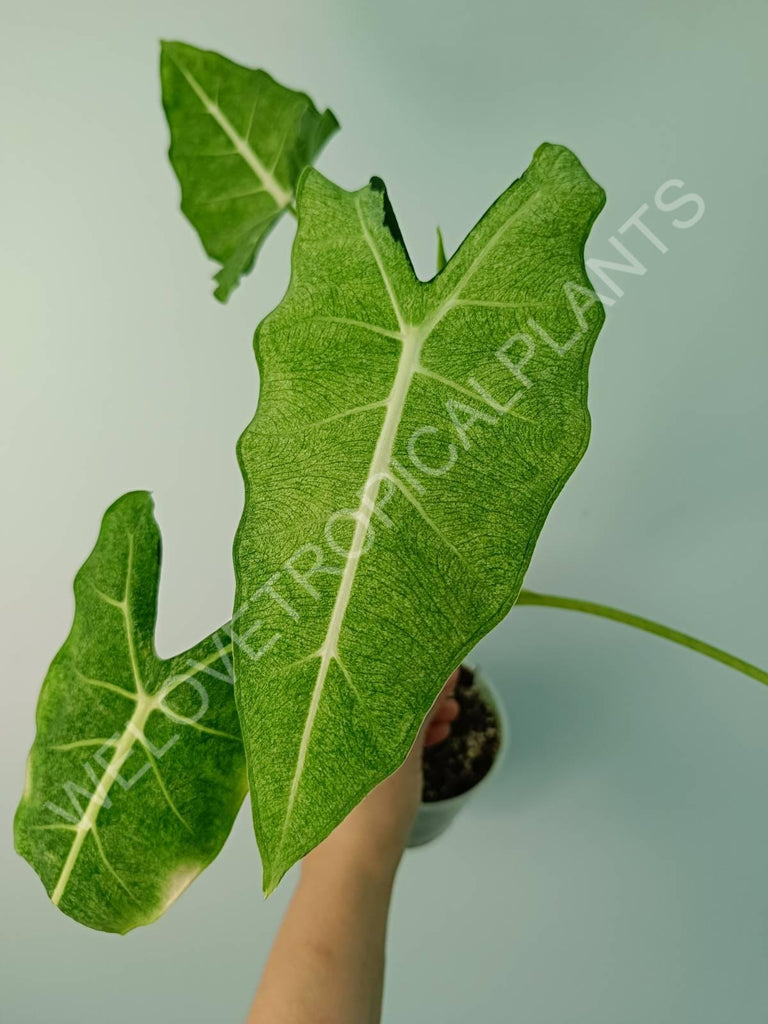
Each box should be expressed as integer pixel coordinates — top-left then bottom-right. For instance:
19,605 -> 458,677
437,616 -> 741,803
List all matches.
2,0 -> 766,1020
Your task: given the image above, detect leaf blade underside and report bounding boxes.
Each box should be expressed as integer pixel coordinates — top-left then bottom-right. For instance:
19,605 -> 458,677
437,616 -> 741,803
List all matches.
14,492 -> 247,933
234,143 -> 606,894
161,40 -> 339,301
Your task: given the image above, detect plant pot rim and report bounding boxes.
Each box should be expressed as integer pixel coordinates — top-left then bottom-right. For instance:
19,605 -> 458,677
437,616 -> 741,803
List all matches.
419,660 -> 508,812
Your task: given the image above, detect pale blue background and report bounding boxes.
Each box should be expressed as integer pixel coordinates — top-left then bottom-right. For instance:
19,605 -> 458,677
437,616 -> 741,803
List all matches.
2,0 -> 767,1020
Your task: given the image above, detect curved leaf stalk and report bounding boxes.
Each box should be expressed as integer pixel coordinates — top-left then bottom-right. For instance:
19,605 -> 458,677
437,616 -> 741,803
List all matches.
517,590 -> 768,686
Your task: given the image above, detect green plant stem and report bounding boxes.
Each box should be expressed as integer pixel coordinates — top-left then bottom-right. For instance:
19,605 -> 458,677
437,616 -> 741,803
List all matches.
516,589 -> 768,686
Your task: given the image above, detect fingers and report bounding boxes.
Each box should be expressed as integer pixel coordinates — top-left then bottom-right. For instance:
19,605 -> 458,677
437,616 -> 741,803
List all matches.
431,696 -> 459,725
423,667 -> 461,747
426,668 -> 459,723
444,667 -> 460,698
425,721 -> 451,747
431,668 -> 460,723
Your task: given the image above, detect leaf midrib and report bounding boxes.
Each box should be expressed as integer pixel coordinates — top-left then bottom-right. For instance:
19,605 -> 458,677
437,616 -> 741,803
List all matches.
274,186 -> 541,853
167,50 -> 293,209
49,537 -> 237,907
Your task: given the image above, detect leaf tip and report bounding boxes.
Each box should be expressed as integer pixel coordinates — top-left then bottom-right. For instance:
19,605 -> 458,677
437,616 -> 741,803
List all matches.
321,107 -> 341,136
158,38 -> 181,65
366,175 -> 407,252
531,141 -> 606,210
436,226 -> 447,272
261,851 -> 289,898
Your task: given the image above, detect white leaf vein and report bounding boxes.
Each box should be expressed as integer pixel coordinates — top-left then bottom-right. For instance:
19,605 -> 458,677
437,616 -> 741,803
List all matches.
272,187 -> 541,849
167,52 -> 292,209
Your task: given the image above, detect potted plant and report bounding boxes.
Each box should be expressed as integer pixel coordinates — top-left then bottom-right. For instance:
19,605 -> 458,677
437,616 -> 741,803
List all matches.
14,41 -> 767,935
410,663 -> 508,848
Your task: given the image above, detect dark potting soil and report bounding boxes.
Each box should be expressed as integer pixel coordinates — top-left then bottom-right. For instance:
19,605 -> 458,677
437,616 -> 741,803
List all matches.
422,664 -> 501,802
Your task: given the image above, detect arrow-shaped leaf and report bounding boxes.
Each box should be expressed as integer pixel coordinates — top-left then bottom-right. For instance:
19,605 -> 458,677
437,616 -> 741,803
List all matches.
161,41 -> 339,301
14,492 -> 246,933
234,143 -> 606,893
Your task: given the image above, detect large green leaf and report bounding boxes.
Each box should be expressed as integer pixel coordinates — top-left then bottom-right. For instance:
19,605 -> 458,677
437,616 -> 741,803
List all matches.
14,492 -> 246,933
234,143 -> 606,893
161,41 -> 339,301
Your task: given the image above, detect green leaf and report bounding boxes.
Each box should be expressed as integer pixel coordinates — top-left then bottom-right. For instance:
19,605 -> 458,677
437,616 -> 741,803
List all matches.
234,143 -> 606,893
161,41 -> 339,301
436,226 -> 447,272
14,492 -> 246,933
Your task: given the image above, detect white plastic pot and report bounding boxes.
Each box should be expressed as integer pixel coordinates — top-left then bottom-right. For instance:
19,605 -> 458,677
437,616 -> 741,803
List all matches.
406,664 -> 508,848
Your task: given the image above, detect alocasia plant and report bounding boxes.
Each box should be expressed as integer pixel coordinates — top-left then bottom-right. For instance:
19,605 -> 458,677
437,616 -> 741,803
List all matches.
14,492 -> 246,932
16,42 -> 345,933
233,146 -> 607,892
14,41 -> 767,933
161,40 -> 339,300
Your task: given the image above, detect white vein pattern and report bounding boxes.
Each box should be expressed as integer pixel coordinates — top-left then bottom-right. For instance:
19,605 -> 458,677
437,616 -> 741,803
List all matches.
276,188 -> 544,845
49,542 -> 236,907
166,51 -> 292,209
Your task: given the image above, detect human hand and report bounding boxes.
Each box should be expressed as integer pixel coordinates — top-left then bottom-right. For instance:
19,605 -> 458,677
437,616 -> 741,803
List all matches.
252,684 -> 461,1024
303,668 -> 461,881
